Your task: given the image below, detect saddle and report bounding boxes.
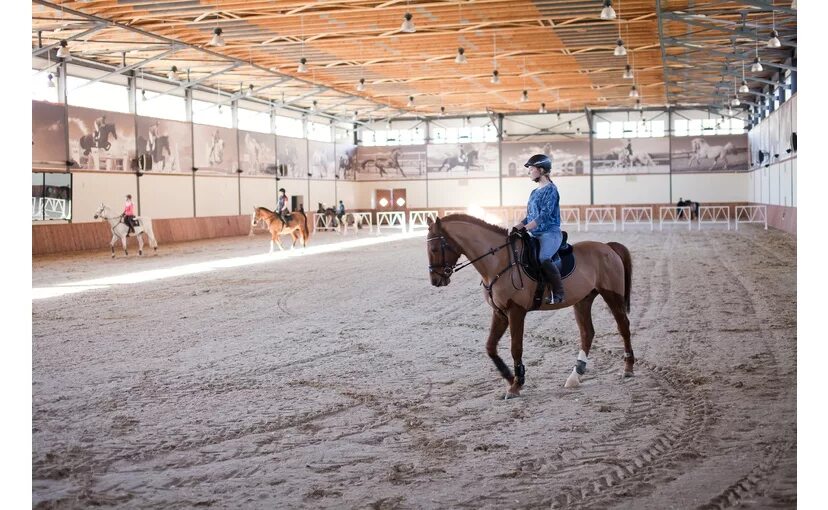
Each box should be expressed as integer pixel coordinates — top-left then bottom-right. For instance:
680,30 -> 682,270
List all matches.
513,230 -> 576,310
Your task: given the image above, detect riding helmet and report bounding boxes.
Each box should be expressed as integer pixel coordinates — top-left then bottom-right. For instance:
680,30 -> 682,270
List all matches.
524,154 -> 552,172
279,188 -> 286,193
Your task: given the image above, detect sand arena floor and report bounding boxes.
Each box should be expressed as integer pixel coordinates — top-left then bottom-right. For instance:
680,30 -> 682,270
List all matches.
32,224 -> 796,509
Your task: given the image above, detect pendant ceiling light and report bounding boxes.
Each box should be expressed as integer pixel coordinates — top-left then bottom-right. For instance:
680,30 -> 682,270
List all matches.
623,64 -> 634,79
490,70 -> 500,84
455,47 -> 467,64
210,27 -> 225,47
538,103 -> 547,114
357,78 -> 365,91
600,0 -> 616,20
56,40 -> 70,59
401,12 -> 416,33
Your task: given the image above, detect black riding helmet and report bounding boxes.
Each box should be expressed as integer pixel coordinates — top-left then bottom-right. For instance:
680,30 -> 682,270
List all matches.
279,188 -> 286,193
524,154 -> 552,173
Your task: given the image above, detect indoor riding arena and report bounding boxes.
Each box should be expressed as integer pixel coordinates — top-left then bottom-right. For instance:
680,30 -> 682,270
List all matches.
30,1 -> 799,508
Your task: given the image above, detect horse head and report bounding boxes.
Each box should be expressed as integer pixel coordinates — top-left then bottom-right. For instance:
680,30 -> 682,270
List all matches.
93,203 -> 108,220
251,207 -> 265,226
691,138 -> 704,152
426,217 -> 462,287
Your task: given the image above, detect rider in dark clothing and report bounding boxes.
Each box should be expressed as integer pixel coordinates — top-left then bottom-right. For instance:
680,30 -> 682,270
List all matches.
277,188 -> 290,225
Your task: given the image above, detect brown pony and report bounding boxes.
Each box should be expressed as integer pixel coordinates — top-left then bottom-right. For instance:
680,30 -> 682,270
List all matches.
251,206 -> 310,252
426,214 -> 634,399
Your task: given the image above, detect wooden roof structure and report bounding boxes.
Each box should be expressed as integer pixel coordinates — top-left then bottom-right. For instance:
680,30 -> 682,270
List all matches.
32,1 -> 796,121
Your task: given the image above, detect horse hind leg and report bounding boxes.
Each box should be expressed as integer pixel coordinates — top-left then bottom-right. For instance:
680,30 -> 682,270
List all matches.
137,233 -> 145,256
565,291 -> 598,388
110,235 -> 118,258
600,290 -> 635,377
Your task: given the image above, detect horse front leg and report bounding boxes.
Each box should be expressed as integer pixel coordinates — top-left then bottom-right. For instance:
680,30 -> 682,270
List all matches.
506,306 -> 528,399
121,233 -> 128,256
110,234 -> 118,258
137,233 -> 144,256
486,310 -> 512,389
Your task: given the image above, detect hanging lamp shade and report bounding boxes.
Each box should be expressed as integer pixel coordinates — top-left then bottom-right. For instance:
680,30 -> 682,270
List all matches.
455,48 -> 467,64
47,73 -> 55,88
210,27 -> 225,47
298,58 -> 308,73
600,0 -> 616,20
629,85 -> 639,98
623,64 -> 634,79
614,39 -> 627,57
56,40 -> 70,59
490,70 -> 500,84
739,81 -> 749,94
538,103 -> 547,114
751,57 -> 763,72
356,78 -> 365,91
520,90 -> 528,102
400,12 -> 416,33
767,30 -> 781,48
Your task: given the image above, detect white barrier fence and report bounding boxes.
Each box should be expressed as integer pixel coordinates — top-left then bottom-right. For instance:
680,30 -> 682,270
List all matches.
312,213 -> 338,233
561,208 -> 581,232
340,212 -> 374,235
376,211 -> 406,233
698,206 -> 731,230
409,210 -> 439,231
32,197 -> 70,220
659,206 -> 692,231
735,205 -> 768,230
621,207 -> 654,231
585,207 -> 617,231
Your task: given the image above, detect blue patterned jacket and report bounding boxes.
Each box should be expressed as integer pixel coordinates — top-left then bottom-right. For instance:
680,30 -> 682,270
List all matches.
521,182 -> 561,234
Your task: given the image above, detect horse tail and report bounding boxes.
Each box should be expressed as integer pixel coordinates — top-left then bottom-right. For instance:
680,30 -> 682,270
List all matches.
140,217 -> 159,249
301,208 -> 310,243
607,242 -> 632,313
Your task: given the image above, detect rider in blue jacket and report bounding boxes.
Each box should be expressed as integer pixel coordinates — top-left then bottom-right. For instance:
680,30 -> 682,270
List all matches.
512,154 -> 565,304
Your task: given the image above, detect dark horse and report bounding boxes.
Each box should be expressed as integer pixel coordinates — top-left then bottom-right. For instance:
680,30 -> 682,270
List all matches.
317,203 -> 339,227
137,135 -> 171,171
426,214 -> 634,398
79,123 -> 118,156
251,206 -> 310,252
437,149 -> 479,172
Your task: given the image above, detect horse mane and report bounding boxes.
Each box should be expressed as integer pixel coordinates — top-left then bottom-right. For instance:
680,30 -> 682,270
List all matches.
256,206 -> 275,215
442,214 -> 507,236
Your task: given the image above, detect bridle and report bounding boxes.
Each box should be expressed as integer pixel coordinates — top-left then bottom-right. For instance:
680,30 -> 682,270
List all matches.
427,226 -> 518,284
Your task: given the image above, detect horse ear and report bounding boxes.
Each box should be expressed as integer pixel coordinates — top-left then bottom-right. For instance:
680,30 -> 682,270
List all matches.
427,217 -> 434,227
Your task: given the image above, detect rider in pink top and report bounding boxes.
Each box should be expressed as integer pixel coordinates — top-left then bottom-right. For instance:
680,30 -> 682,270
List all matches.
123,194 -> 136,235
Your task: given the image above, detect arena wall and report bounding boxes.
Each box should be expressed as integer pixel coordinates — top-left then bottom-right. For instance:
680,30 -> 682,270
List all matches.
72,172 -> 138,222
194,175 -> 239,217
139,174 -> 194,219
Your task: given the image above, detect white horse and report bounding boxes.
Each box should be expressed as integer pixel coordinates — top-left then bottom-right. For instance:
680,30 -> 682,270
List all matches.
93,204 -> 159,257
609,147 -> 656,168
689,138 -> 734,170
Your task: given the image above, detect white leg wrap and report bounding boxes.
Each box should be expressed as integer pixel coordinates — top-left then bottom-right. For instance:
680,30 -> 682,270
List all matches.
577,350 -> 589,363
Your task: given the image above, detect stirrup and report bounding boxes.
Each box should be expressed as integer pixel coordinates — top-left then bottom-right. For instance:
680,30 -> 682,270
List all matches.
545,293 -> 564,305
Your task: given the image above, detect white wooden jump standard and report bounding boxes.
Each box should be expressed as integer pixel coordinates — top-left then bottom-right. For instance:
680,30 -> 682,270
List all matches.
585,207 -> 617,232
659,206 -> 692,231
734,205 -> 768,230
561,208 -> 581,232
376,211 -> 406,233
312,213 -> 337,233
621,207 -> 654,232
698,206 -> 731,230
341,212 -> 373,235
409,210 -> 439,232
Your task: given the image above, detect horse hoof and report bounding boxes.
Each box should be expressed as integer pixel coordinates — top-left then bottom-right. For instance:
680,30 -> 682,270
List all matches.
622,371 -> 635,379
504,392 -> 521,400
564,371 -> 581,388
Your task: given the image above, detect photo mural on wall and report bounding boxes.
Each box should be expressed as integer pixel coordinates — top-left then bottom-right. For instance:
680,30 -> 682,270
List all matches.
193,124 -> 238,174
32,100 -> 67,165
67,106 -> 136,171
335,143 -> 357,180
671,134 -> 749,172
501,140 -> 590,177
426,142 -> 499,178
308,140 -> 336,179
592,137 -> 670,174
240,130 -> 276,175
355,145 -> 426,180
276,135 -> 308,178
135,116 -> 192,173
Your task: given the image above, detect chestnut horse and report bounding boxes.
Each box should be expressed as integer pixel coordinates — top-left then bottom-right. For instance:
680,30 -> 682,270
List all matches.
426,214 -> 634,399
251,206 -> 310,252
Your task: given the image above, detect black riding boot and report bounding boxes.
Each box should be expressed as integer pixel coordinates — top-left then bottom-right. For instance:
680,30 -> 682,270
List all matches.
540,259 -> 565,305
